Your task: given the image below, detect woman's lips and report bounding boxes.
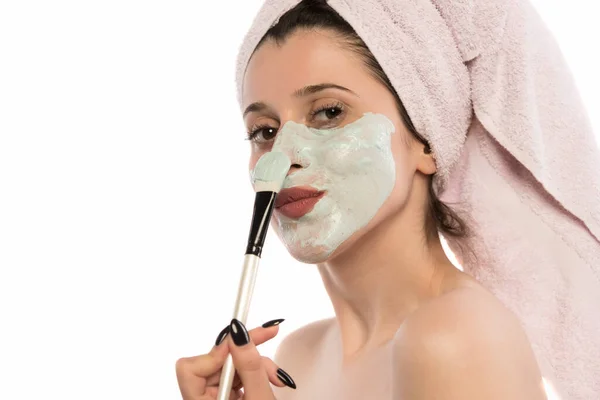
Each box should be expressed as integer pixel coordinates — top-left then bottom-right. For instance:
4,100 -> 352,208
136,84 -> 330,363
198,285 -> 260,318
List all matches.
275,187 -> 325,219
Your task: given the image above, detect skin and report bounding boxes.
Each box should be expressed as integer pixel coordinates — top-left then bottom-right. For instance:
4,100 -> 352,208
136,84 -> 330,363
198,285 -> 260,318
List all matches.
175,28 -> 548,399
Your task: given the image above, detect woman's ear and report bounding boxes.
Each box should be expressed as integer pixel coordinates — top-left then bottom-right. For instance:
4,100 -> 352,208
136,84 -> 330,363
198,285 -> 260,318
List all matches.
415,144 -> 437,175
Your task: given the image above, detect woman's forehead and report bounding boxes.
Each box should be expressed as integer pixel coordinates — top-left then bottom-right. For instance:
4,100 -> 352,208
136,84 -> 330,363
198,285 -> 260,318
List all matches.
242,31 -> 366,105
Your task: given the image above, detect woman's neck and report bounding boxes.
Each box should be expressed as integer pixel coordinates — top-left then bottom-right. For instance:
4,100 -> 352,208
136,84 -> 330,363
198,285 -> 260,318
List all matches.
317,208 -> 460,360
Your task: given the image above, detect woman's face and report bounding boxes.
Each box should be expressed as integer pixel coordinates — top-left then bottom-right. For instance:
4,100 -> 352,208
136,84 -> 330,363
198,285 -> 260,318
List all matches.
242,29 -> 433,264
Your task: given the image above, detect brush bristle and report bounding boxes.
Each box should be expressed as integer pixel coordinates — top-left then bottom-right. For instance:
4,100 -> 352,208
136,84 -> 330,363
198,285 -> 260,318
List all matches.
251,151 -> 291,193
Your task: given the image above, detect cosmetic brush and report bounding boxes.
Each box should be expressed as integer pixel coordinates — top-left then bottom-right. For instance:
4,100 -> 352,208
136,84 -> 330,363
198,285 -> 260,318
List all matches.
216,151 -> 291,400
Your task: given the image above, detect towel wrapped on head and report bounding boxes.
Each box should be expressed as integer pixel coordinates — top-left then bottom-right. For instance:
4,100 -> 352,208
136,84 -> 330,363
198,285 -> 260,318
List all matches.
236,1 -> 600,398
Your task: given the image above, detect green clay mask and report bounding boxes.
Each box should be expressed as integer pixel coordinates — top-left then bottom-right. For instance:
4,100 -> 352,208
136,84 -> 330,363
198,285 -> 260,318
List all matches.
268,112 -> 397,263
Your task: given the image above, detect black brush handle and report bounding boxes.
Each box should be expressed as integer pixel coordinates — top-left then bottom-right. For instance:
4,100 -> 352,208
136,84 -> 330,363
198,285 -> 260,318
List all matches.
245,191 -> 277,257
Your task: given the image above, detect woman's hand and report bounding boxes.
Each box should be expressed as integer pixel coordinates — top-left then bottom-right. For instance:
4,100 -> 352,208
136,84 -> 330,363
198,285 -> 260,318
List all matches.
176,318 -> 296,400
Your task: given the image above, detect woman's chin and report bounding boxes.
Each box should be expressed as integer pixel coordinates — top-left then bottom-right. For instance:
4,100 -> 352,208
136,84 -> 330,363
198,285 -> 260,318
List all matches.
281,233 -> 361,265
284,243 -> 332,264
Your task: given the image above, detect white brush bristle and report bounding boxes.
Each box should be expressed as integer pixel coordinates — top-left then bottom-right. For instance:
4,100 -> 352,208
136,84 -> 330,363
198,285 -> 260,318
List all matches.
251,151 -> 291,193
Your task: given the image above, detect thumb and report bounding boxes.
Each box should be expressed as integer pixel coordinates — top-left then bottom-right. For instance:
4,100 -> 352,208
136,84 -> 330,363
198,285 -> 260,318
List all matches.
227,319 -> 275,400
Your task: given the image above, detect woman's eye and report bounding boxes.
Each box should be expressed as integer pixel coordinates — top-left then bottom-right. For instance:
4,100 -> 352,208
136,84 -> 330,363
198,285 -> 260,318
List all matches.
311,102 -> 346,128
315,107 -> 342,121
248,126 -> 278,143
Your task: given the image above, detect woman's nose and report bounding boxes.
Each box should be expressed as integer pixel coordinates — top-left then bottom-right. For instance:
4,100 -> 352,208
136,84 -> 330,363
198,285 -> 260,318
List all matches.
272,121 -> 309,173
287,163 -> 302,176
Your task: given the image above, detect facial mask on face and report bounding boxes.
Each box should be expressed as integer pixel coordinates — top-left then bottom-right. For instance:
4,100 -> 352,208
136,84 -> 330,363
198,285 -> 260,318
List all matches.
263,112 -> 397,264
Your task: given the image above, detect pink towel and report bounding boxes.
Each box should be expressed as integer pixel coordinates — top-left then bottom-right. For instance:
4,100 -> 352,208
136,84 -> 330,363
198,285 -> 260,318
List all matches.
236,1 -> 600,398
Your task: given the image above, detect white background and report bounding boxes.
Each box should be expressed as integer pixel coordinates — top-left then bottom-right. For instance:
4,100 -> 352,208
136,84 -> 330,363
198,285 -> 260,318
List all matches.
0,1 -> 598,399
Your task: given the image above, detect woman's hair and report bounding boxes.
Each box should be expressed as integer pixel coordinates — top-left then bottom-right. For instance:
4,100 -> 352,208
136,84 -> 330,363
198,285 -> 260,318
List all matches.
255,0 -> 468,241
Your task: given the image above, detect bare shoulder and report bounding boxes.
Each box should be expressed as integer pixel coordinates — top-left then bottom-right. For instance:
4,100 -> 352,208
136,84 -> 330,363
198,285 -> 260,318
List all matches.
396,285 -> 521,343
392,286 -> 547,399
273,317 -> 335,365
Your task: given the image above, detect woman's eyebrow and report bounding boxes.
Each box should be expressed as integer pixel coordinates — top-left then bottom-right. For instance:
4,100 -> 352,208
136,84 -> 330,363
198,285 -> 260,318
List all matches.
293,83 -> 358,97
243,101 -> 269,117
243,83 -> 358,117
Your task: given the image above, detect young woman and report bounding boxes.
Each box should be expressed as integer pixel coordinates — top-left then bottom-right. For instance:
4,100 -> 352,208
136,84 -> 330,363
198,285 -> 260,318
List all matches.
176,1 -> 600,399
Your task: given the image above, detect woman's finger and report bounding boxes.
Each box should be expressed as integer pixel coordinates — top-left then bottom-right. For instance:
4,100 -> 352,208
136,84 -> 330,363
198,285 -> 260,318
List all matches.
214,320 -> 282,350
260,356 -> 297,390
175,351 -> 228,400
205,321 -> 283,386
208,355 -> 293,391
227,319 -> 276,400
176,320 -> 285,399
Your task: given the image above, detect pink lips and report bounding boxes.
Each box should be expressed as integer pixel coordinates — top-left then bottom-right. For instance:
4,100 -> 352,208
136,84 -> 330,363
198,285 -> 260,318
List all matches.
275,186 -> 325,219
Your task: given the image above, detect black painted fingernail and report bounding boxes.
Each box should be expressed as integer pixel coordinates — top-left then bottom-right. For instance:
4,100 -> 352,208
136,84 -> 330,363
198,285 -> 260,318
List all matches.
277,368 -> 297,389
262,318 -> 285,328
215,325 -> 230,346
230,319 -> 250,346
